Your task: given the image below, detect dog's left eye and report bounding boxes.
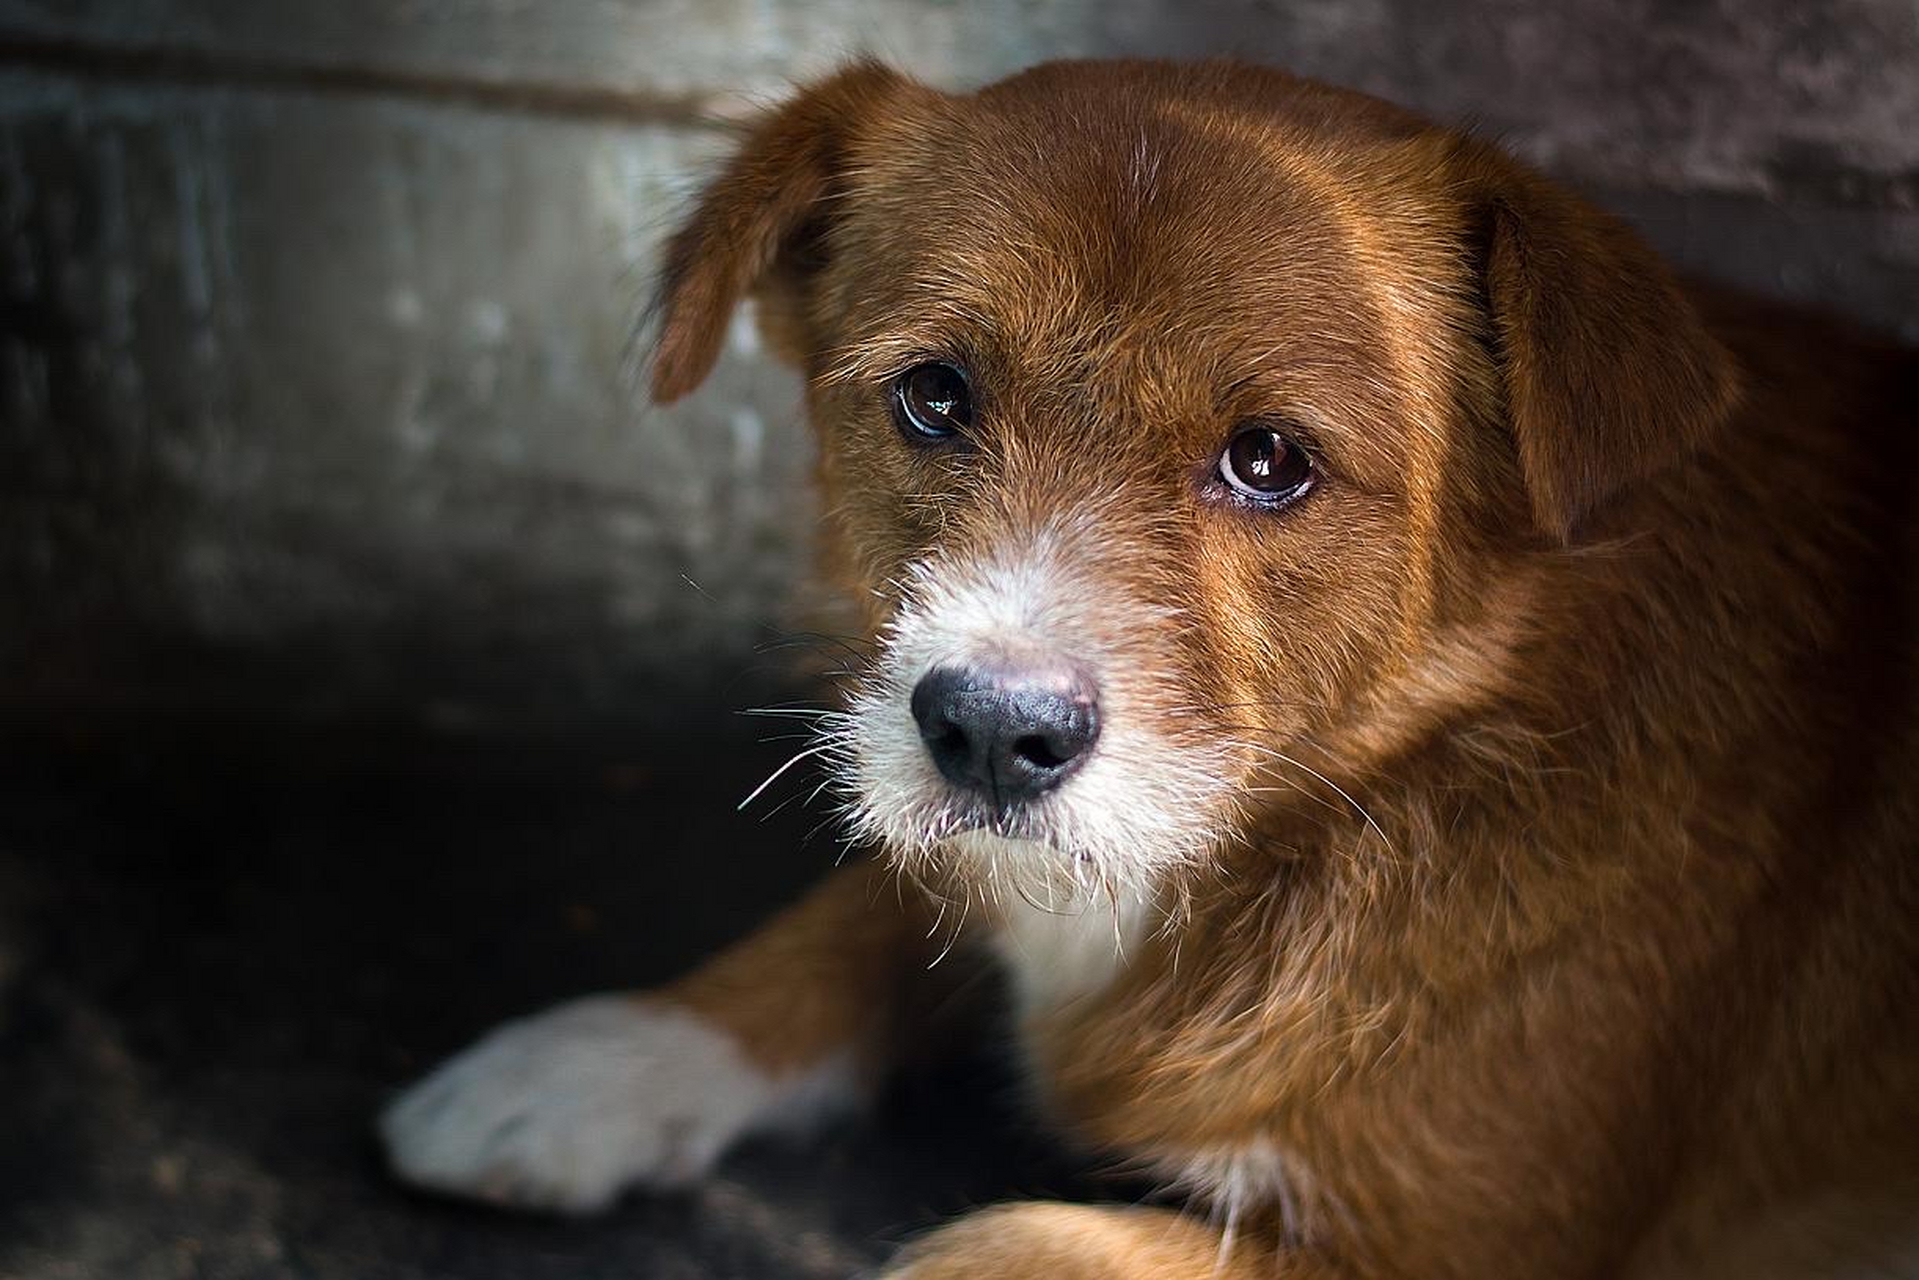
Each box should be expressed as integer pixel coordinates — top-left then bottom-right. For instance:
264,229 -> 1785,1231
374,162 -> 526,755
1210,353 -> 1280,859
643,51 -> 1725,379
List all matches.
1217,423 -> 1316,505
891,362 -> 973,441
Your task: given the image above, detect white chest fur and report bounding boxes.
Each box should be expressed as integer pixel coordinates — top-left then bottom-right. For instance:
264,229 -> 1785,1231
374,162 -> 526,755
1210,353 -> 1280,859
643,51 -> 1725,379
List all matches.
990,889 -> 1152,1017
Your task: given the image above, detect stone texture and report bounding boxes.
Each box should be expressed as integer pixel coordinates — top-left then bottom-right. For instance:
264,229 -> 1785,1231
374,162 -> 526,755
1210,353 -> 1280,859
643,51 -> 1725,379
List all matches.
1134,0 -> 1918,206
6,0 -> 1915,210
4,0 -> 1916,732
2,70 -> 808,732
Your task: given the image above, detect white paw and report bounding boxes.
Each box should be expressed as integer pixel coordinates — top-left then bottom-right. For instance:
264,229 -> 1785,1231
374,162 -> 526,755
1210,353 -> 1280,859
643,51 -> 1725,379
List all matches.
379,995 -> 787,1213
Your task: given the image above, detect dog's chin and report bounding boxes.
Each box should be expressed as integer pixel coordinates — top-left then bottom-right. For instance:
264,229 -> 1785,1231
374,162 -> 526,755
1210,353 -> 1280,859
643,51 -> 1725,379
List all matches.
878,809 -> 1083,879
940,827 -> 1071,871
921,828 -> 1117,906
842,733 -> 1241,897
851,786 -> 1211,904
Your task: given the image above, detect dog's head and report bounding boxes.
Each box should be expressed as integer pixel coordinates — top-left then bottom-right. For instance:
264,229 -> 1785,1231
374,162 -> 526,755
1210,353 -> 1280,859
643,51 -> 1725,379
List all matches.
651,60 -> 1738,898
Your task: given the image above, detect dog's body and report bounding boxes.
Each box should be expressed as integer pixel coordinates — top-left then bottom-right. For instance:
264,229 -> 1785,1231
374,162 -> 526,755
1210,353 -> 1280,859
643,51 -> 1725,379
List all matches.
381,60 -> 1919,1278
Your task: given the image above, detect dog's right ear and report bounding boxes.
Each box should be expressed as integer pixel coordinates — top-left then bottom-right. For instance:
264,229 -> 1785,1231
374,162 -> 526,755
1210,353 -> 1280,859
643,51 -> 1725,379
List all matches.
649,61 -> 913,405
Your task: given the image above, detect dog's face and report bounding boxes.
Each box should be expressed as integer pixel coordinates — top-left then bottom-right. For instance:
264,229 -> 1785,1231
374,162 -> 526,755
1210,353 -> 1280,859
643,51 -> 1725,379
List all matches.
652,60 -> 1737,895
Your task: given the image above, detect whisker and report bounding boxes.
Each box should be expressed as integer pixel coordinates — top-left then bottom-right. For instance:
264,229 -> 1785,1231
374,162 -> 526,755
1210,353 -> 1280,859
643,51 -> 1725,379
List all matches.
751,631 -> 877,662
1167,696 -> 1338,715
755,731 -> 823,746
755,789 -> 811,824
737,703 -> 842,718
1235,742 -> 1395,856
735,742 -> 838,812
1229,748 -> 1350,822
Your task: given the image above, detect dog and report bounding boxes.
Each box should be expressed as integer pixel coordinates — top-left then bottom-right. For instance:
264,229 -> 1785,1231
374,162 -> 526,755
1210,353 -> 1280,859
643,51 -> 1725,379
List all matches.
379,59 -> 1919,1278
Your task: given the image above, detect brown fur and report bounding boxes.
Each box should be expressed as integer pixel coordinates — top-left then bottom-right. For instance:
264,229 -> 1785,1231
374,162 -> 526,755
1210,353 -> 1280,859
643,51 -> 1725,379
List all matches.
662,856 -> 949,1075
651,58 -> 1919,1279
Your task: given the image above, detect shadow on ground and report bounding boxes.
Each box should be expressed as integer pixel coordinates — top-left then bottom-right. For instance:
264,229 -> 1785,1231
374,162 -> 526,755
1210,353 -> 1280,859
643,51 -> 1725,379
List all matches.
0,689 -> 1108,1279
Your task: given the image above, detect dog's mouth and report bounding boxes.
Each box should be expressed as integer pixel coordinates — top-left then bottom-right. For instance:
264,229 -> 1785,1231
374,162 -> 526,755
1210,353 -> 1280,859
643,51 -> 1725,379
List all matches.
905,791 -> 1088,861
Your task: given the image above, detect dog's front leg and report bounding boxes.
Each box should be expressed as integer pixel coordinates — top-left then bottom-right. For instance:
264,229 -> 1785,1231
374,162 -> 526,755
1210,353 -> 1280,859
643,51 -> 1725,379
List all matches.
379,858 -> 946,1213
884,1203 -> 1295,1279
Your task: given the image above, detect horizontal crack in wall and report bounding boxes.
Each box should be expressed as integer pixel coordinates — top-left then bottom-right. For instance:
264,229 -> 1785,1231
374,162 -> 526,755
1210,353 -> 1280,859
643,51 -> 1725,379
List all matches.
0,30 -> 727,128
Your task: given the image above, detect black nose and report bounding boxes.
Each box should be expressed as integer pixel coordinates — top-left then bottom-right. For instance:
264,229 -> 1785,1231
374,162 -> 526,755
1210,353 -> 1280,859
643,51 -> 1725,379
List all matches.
909,664 -> 1100,803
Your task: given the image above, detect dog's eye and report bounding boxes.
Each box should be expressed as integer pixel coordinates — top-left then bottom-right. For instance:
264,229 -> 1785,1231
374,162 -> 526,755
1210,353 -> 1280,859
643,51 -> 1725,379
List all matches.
1217,423 -> 1315,505
891,362 -> 972,441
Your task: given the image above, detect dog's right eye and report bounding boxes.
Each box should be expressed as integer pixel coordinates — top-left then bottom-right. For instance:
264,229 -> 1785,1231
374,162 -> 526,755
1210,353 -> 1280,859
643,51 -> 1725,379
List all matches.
891,362 -> 973,441
1216,422 -> 1316,507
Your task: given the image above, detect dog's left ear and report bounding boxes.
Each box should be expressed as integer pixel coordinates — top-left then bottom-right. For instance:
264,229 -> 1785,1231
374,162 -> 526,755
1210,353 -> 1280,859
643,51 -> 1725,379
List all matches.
649,61 -> 915,405
1468,147 -> 1743,542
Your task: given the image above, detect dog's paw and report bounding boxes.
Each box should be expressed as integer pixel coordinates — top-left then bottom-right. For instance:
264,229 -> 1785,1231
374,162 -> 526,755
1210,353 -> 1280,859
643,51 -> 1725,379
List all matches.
379,995 -> 786,1213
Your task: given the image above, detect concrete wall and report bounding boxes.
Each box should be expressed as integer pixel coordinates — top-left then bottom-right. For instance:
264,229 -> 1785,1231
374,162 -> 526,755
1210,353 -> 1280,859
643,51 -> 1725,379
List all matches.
4,1 -> 1915,735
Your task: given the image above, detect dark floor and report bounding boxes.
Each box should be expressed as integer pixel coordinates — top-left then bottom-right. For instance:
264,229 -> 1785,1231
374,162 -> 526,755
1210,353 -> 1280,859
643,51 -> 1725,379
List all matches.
0,694 -> 1101,1279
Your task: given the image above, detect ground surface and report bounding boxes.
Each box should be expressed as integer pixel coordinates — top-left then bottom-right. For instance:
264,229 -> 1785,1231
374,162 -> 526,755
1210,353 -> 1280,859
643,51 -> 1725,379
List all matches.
0,698 -> 1102,1279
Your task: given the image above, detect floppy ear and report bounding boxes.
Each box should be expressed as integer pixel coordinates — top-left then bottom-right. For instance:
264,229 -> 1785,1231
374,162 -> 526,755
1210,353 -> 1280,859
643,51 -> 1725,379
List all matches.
1471,151 -> 1742,542
649,61 -> 912,405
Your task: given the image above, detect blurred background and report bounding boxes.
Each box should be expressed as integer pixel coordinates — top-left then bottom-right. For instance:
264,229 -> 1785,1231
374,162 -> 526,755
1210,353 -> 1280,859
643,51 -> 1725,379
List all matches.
1,2 -> 1915,1277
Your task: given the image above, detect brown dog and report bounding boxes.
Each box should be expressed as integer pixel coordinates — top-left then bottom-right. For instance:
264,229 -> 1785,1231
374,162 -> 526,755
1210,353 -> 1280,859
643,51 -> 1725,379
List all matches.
381,59 -> 1919,1278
